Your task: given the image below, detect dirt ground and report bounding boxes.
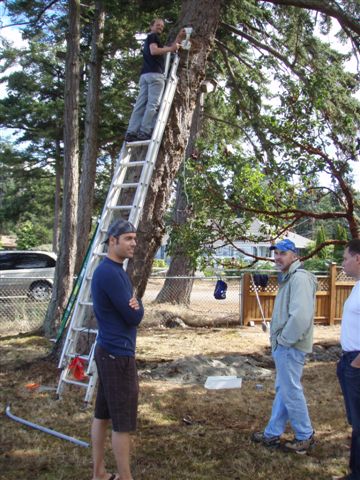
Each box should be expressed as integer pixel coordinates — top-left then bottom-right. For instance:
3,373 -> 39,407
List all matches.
0,322 -> 351,480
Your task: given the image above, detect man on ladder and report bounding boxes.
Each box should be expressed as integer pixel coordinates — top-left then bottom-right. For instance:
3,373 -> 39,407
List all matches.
125,18 -> 184,142
90,219 -> 144,480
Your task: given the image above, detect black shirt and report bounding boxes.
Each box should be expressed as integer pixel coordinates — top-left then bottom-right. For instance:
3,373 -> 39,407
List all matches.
140,32 -> 165,75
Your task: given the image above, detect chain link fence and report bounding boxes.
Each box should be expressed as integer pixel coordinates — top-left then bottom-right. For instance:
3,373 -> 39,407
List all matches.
143,275 -> 243,317
0,282 -> 51,336
3,270 -> 346,336
0,274 -> 245,336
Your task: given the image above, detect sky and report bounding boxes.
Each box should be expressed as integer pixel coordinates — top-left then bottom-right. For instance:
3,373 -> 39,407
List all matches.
0,22 -> 25,99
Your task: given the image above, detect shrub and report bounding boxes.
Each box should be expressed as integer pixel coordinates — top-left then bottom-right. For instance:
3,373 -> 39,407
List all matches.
153,259 -> 167,268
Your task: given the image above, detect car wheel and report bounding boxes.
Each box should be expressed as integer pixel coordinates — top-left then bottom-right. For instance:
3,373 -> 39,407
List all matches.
29,281 -> 52,301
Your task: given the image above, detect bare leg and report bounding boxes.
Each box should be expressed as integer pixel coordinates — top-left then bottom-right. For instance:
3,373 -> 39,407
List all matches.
91,417 -> 111,480
112,431 -> 133,480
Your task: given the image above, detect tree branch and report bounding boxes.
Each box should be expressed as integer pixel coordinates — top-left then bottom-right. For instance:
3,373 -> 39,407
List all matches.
214,38 -> 254,70
261,0 -> 360,37
221,21 -> 307,82
300,239 -> 346,260
1,0 -> 60,30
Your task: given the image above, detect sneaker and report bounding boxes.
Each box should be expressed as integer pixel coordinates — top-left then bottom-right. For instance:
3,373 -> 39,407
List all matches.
125,132 -> 138,142
136,131 -> 151,141
283,433 -> 315,454
251,431 -> 281,448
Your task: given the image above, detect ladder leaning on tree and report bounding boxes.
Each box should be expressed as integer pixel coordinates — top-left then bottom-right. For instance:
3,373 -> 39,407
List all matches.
56,31 -> 192,404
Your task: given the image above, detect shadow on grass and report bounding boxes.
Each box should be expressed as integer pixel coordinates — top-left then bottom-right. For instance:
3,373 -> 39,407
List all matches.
0,334 -> 350,480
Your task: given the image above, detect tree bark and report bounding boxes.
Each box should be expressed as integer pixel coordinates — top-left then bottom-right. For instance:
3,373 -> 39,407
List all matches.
75,0 -> 105,273
155,91 -> 205,304
43,0 -> 80,337
52,138 -> 62,254
127,0 -> 223,298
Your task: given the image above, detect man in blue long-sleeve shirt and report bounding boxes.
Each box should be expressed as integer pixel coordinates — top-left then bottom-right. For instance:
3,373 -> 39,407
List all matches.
91,219 -> 144,480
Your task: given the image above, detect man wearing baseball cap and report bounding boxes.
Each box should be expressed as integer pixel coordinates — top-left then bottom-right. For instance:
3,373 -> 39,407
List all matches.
252,238 -> 317,454
91,219 -> 144,480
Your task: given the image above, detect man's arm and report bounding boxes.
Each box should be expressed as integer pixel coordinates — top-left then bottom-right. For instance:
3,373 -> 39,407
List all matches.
149,28 -> 185,56
105,271 -> 144,326
149,41 -> 179,56
277,272 -> 316,347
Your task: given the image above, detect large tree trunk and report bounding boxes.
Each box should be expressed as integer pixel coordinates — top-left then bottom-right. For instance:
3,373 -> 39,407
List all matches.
43,0 -> 80,337
128,0 -> 223,297
75,0 -> 105,273
52,138 -> 62,253
155,91 -> 205,304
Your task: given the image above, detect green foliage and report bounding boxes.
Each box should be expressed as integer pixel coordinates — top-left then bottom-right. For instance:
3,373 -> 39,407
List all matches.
315,226 -> 332,259
167,0 -> 359,267
222,256 -> 252,275
252,261 -> 275,271
302,257 -> 330,272
333,224 -> 349,263
202,267 -> 216,277
15,220 -> 40,249
152,259 -> 167,268
0,142 -> 55,238
1,0 -> 184,229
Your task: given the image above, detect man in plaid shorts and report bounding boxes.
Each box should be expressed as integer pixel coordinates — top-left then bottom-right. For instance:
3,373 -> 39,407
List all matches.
91,219 -> 144,480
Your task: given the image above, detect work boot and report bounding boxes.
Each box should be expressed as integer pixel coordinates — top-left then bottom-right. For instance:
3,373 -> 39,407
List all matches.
125,132 -> 138,142
283,433 -> 315,454
136,131 -> 151,141
251,431 -> 281,448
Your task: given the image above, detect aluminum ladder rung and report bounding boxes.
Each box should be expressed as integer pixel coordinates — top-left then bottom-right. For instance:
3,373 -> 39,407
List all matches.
121,160 -> 146,167
108,205 -> 133,211
65,353 -> 92,361
62,378 -> 89,388
125,139 -> 151,146
79,301 -> 93,307
116,182 -> 140,189
70,327 -> 97,334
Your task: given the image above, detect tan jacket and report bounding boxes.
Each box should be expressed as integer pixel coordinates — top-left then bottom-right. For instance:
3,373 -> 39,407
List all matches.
270,260 -> 317,353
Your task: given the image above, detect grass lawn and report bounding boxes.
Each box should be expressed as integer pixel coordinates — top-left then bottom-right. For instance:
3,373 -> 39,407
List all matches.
0,325 -> 351,480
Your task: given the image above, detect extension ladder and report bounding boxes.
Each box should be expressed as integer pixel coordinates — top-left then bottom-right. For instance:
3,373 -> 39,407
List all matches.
56,52 -> 181,403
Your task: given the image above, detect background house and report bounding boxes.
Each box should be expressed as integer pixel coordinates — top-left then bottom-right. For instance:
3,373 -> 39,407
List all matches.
155,219 -> 312,263
213,219 -> 311,261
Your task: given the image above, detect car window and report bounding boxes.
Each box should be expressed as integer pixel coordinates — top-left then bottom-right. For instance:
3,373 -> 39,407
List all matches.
13,253 -> 56,269
0,253 -> 56,270
0,253 -> 17,270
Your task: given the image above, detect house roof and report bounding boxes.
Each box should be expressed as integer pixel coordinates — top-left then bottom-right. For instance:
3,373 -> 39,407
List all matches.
247,219 -> 311,248
214,219 -> 311,249
0,235 -> 17,249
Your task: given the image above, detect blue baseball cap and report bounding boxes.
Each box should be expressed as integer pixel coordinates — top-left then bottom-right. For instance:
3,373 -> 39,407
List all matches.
103,219 -> 136,243
269,239 -> 297,253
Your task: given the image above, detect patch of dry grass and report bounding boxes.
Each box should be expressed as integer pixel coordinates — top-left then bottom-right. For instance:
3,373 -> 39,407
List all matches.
0,325 -> 351,480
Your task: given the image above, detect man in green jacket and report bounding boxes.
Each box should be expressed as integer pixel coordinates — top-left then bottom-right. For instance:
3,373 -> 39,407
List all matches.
252,239 -> 317,454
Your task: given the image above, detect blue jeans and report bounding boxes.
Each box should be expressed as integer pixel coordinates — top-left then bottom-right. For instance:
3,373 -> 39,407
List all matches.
337,352 -> 360,480
264,345 -> 313,440
127,72 -> 165,136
